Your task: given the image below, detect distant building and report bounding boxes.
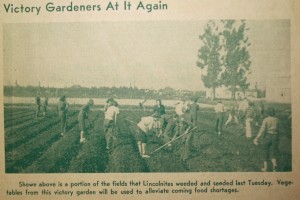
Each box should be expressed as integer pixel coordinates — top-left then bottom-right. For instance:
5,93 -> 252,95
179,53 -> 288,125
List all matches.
205,86 -> 258,100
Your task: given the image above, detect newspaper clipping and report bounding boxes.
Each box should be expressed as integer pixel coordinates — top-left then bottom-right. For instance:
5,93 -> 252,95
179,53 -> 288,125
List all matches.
0,0 -> 299,199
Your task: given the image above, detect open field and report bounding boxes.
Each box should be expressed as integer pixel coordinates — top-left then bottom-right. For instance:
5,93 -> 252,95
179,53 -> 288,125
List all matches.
3,103 -> 291,173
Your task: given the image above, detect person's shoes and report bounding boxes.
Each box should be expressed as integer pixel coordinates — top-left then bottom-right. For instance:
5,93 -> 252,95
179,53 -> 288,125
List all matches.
261,168 -> 267,172
142,154 -> 150,158
80,138 -> 86,143
106,146 -> 110,150
272,166 -> 277,172
61,133 -> 64,136
218,132 -> 221,135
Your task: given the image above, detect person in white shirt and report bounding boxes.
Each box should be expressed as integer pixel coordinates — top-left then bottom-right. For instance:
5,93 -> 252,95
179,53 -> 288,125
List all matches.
175,99 -> 191,136
175,99 -> 188,117
103,101 -> 119,150
136,114 -> 158,158
215,101 -> 225,135
104,98 -> 114,112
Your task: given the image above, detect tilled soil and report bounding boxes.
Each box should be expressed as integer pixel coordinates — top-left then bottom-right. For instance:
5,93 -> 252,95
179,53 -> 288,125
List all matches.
4,105 -> 291,173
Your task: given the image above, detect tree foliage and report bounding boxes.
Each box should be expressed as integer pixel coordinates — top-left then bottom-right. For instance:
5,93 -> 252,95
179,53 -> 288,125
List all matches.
197,20 -> 251,99
196,20 -> 222,99
221,20 -> 251,99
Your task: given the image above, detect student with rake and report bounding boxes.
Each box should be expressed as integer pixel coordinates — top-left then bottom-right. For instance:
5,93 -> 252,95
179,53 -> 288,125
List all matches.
135,113 -> 159,158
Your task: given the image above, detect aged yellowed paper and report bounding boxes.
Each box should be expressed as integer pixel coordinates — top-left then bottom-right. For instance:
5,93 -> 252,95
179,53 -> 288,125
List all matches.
0,0 -> 299,199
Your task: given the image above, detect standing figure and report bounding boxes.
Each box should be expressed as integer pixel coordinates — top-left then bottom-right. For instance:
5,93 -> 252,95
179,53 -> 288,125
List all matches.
35,92 -> 41,119
238,98 -> 249,126
180,112 -> 194,161
104,98 -> 114,112
175,99 -> 187,118
215,101 -> 225,135
42,97 -> 49,117
153,99 -> 166,135
58,96 -> 68,136
136,114 -> 158,158
103,101 -> 119,150
163,114 -> 180,145
245,102 -> 256,138
139,99 -> 147,111
225,102 -> 239,127
188,97 -> 200,127
255,100 -> 266,125
175,99 -> 189,134
253,107 -> 279,172
78,99 -> 94,143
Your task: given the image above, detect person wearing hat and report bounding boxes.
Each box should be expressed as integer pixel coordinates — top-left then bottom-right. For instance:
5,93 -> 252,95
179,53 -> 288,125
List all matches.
78,99 -> 94,143
104,100 -> 119,149
253,107 -> 279,172
58,95 -> 68,136
136,114 -> 158,158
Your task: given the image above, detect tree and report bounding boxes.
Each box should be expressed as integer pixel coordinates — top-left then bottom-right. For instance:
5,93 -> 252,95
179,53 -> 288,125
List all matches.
197,21 -> 223,100
221,20 -> 251,99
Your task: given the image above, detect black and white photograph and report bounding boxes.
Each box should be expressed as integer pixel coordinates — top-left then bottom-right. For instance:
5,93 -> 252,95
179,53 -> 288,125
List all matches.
3,20 -> 291,173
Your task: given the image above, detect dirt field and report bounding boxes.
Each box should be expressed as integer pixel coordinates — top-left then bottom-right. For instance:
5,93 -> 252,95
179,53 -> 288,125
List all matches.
4,103 -> 291,173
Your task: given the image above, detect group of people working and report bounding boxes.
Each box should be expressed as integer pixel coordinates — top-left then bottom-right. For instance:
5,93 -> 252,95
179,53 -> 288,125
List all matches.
214,98 -> 279,172
35,93 -> 280,172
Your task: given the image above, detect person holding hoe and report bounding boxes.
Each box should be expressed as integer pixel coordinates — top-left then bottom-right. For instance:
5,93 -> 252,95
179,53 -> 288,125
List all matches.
103,100 -> 119,150
78,99 -> 94,143
135,113 -> 159,158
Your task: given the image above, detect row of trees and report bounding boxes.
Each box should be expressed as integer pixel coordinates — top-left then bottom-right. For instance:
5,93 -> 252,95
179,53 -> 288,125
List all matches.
4,85 -> 205,100
197,20 -> 251,99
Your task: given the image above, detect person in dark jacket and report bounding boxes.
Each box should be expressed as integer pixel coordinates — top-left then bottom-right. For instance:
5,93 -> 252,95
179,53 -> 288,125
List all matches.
42,97 -> 49,117
35,92 -> 41,119
188,97 -> 200,127
153,99 -> 166,135
58,96 -> 68,136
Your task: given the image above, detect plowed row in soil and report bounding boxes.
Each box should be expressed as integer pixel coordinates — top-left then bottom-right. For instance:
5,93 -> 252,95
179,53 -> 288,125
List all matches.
6,113 -> 80,173
4,104 -> 291,173
5,111 -> 77,152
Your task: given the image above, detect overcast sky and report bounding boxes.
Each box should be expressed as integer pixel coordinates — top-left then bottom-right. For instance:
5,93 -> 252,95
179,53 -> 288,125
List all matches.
3,20 -> 290,91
